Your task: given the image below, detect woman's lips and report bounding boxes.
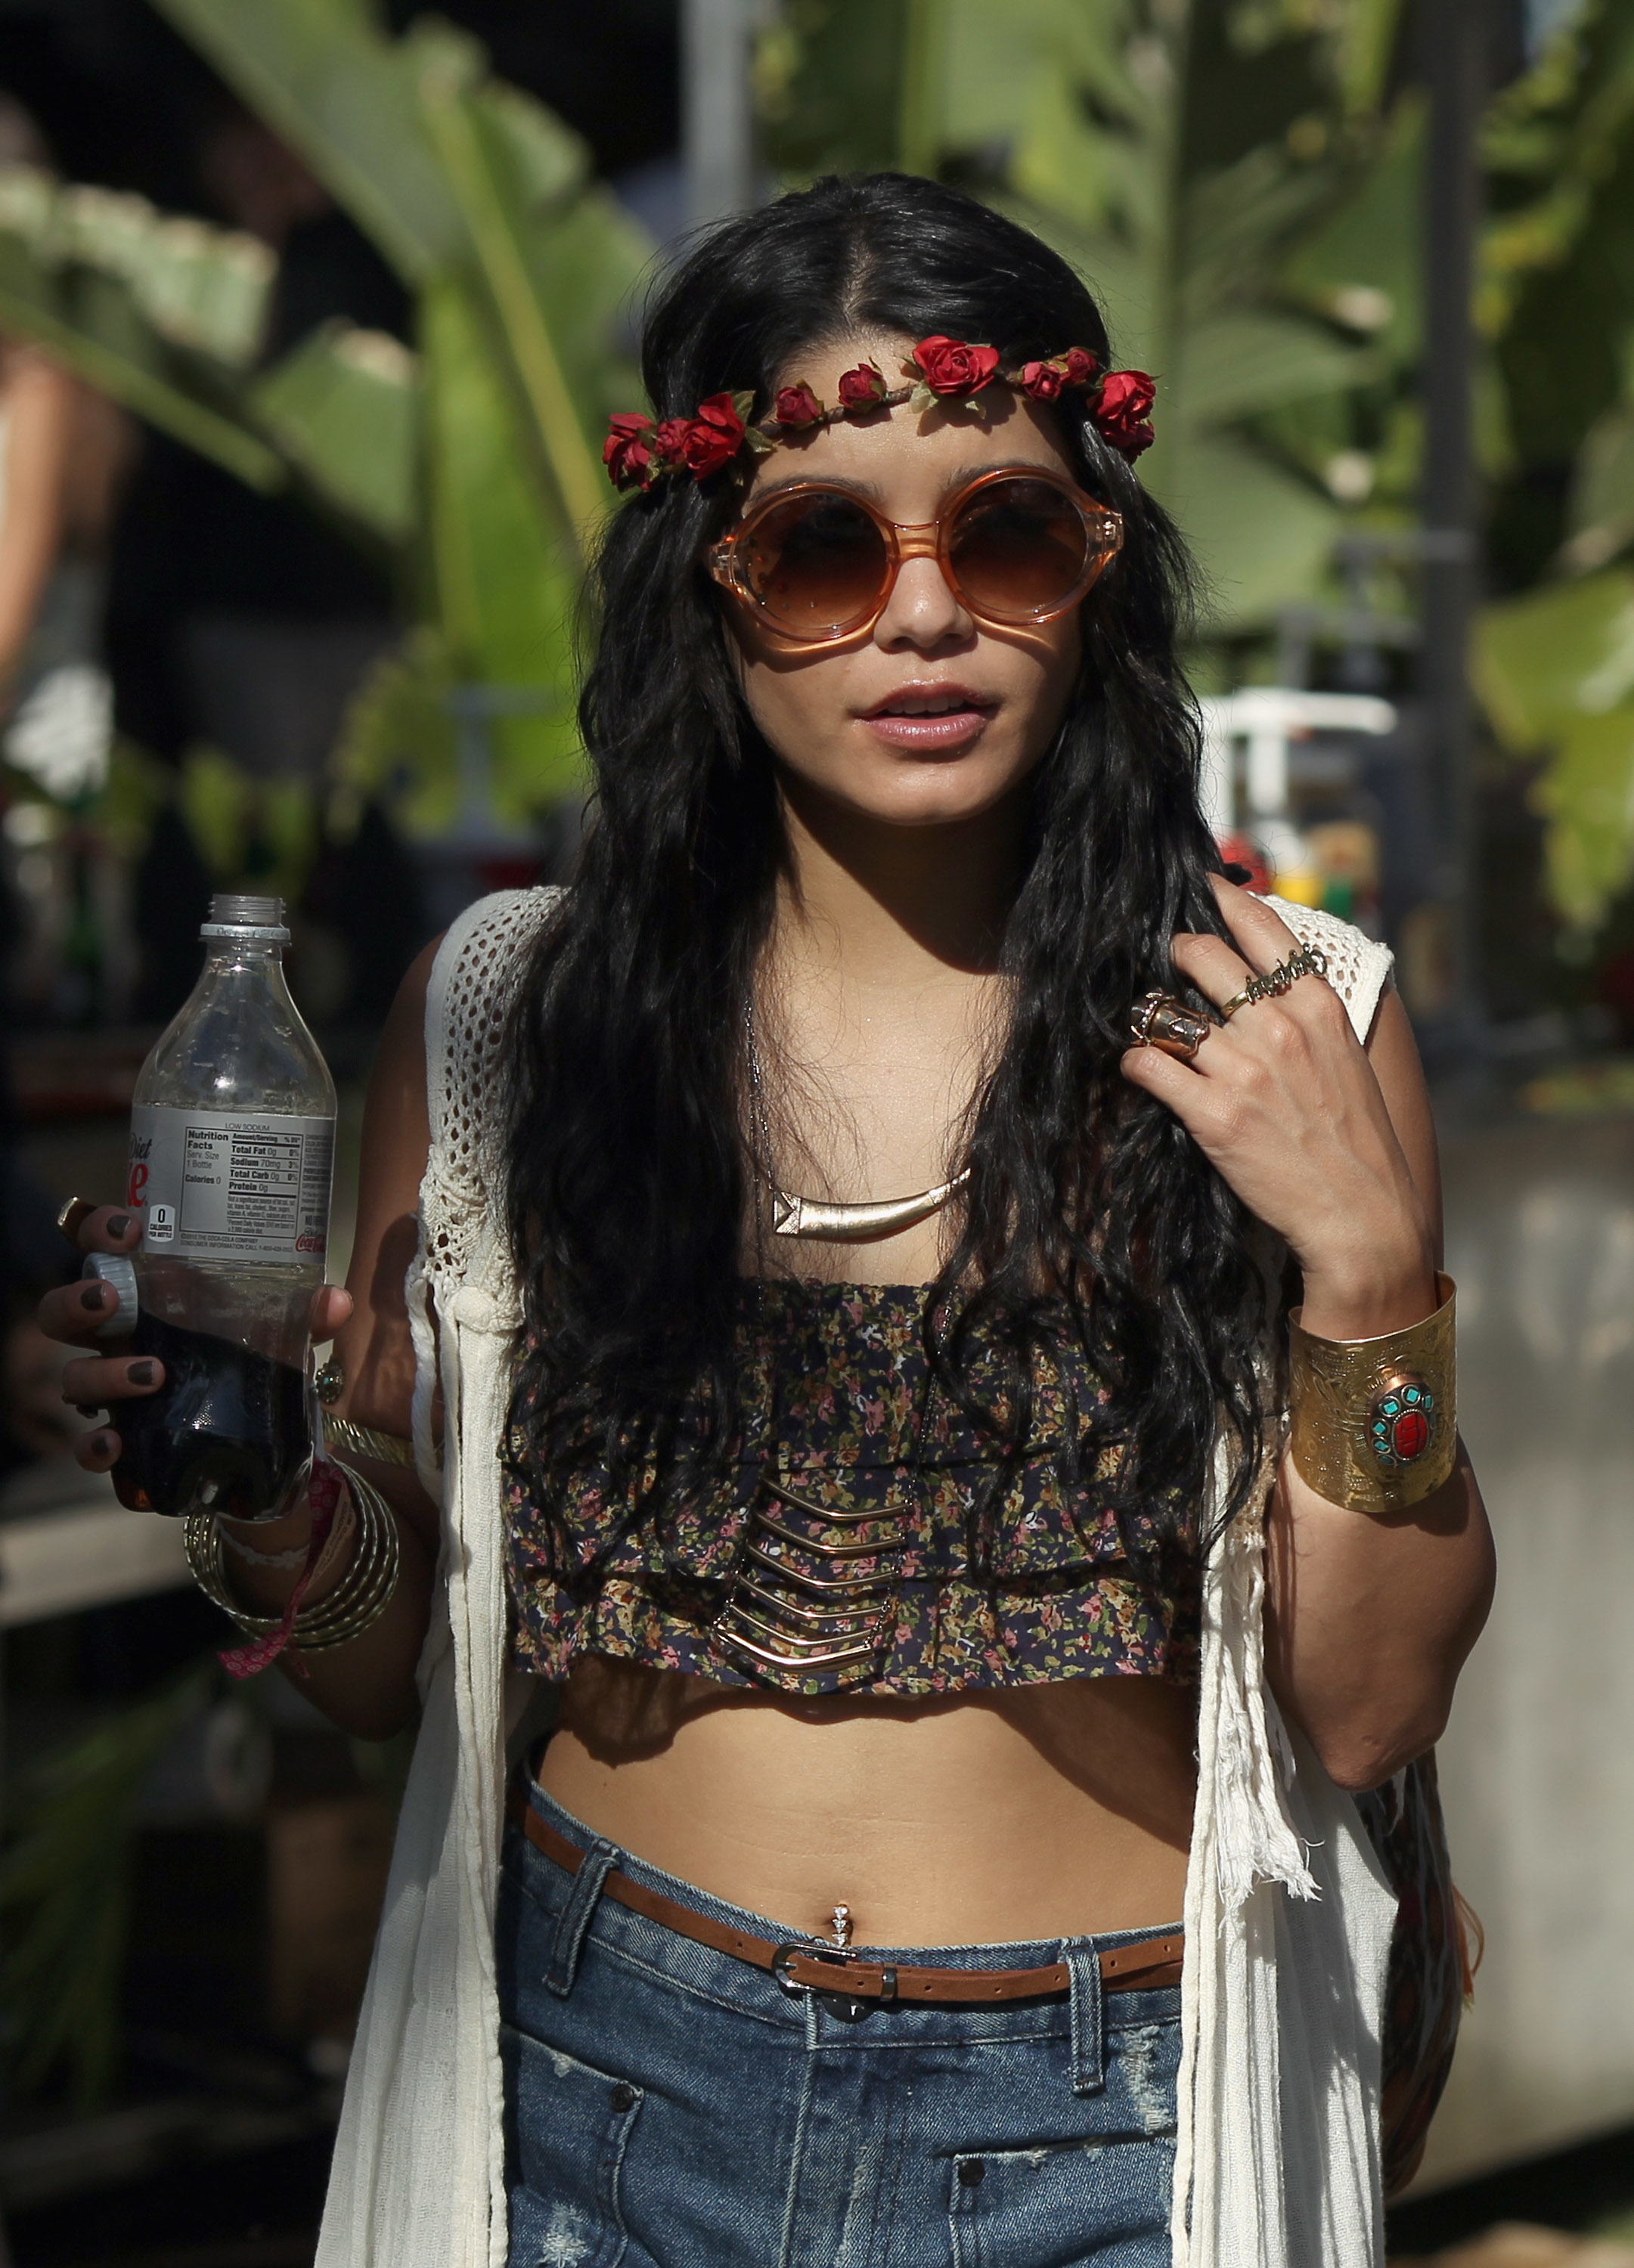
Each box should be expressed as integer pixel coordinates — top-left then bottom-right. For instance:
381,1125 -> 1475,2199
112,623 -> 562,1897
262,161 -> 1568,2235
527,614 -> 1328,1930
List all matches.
858,705 -> 992,753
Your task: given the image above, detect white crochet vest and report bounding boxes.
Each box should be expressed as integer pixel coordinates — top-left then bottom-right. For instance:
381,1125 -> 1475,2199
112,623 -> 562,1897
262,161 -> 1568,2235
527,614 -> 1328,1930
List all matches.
316,887 -> 1399,2268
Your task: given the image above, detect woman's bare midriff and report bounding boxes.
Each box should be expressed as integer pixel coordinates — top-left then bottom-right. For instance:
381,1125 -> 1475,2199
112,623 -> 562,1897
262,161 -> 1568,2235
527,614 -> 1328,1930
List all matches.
537,1657 -> 1195,1946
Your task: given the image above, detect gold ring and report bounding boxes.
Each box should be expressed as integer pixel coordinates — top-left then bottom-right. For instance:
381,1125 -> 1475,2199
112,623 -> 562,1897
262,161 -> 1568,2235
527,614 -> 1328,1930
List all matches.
1130,990 -> 1213,1062
56,1196 -> 98,1244
1219,942 -> 1329,1021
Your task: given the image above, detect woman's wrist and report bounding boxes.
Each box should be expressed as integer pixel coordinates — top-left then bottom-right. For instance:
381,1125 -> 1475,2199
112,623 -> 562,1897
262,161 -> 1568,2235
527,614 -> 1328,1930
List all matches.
1295,1267 -> 1440,1344
217,1472 -> 358,1611
1294,1217 -> 1439,1343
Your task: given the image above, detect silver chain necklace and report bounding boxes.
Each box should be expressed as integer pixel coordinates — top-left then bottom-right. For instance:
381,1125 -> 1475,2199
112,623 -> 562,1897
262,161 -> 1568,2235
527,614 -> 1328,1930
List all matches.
743,1002 -> 970,1244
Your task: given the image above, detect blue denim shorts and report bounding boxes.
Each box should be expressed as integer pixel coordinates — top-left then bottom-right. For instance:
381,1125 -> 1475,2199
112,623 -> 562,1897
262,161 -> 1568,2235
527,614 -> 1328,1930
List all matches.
497,1776 -> 1183,2268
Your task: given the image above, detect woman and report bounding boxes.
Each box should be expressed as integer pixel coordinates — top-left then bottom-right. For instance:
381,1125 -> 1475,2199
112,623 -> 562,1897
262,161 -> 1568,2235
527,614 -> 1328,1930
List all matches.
48,175 -> 1492,2266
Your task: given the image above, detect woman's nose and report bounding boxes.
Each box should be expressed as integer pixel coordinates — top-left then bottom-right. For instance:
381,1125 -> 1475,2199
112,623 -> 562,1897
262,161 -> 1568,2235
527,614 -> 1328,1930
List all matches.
874,553 -> 972,650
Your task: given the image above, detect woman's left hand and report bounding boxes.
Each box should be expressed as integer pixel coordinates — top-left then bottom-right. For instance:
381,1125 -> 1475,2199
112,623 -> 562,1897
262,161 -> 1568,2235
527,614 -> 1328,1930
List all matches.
1121,877 -> 1438,1337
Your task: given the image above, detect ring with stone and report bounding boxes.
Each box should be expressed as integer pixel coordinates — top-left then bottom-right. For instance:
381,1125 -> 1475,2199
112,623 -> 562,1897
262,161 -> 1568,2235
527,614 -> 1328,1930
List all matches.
1130,990 -> 1214,1062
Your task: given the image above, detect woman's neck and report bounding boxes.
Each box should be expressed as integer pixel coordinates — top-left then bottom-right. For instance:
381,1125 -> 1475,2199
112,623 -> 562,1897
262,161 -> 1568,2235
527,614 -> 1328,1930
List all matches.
773,772 -> 1027,988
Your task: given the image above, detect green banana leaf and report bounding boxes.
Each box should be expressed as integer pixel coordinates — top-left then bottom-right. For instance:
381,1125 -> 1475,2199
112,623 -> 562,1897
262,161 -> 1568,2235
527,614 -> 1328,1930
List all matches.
0,170 -> 275,364
0,166 -> 420,547
148,0 -> 474,283
1530,705 -> 1634,929
332,276 -> 583,835
0,166 -> 284,490
1474,568 -> 1634,931
1474,569 -> 1634,749
249,318 -> 418,545
1565,399 -> 1634,572
150,0 -> 650,544
1280,94 -> 1424,365
146,0 -> 655,835
414,67 -> 619,541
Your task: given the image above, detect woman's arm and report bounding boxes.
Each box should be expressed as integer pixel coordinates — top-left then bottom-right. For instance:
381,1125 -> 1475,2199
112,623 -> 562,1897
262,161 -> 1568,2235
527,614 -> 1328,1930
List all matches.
48,940 -> 445,1740
0,349 -> 75,692
1123,883 -> 1496,1790
1260,987 -> 1492,1788
212,936 -> 445,1737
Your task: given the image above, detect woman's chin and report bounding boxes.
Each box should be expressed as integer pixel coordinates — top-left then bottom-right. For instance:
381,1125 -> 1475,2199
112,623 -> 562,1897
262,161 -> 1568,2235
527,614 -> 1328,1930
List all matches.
786,751 -> 1036,834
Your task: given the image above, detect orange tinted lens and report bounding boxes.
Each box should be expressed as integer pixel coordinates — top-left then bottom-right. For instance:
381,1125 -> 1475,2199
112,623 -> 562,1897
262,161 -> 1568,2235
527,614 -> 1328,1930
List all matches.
947,478 -> 1093,620
736,492 -> 891,635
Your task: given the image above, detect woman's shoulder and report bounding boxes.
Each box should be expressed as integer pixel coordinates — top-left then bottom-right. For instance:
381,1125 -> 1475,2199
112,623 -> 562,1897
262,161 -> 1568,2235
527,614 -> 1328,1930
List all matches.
433,883 -> 564,982
426,884 -> 563,1028
1260,895 -> 1394,1046
423,885 -> 563,1119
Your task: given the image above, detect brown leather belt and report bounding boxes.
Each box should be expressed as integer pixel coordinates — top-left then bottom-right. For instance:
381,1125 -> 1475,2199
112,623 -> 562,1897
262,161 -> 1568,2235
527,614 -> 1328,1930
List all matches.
506,1786 -> 1185,2004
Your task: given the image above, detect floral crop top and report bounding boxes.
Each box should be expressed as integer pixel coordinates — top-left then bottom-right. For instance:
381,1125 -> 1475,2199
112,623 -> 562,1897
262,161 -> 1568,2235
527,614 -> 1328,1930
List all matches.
502,1278 -> 1201,1698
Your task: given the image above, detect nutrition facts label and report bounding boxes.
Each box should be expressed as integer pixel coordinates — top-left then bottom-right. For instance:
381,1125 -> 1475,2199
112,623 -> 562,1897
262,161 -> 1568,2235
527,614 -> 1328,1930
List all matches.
130,1106 -> 333,1264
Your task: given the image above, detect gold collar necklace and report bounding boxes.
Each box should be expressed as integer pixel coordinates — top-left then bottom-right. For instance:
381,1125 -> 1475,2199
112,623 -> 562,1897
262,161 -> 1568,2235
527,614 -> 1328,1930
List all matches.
745,1006 -> 969,1244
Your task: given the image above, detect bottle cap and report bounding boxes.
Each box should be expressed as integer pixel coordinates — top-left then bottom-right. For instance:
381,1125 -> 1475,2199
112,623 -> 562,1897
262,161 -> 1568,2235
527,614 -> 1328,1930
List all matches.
202,893 -> 290,943
82,1251 -> 140,1339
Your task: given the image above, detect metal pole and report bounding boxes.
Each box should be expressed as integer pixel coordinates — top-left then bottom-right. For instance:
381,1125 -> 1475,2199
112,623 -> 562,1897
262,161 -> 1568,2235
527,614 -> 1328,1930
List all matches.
1420,0 -> 1486,1050
684,0 -> 755,229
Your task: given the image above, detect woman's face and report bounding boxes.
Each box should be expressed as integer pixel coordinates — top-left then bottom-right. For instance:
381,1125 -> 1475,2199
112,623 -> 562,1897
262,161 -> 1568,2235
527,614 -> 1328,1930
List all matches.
720,332 -> 1090,837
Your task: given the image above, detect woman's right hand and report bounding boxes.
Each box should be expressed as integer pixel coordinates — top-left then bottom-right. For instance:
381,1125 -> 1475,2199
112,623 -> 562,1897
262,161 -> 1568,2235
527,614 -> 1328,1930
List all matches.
38,1204 -> 351,1476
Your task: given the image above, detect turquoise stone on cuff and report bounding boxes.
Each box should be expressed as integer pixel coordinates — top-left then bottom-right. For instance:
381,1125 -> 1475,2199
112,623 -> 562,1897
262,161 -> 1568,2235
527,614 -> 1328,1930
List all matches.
1368,1375 -> 1436,1470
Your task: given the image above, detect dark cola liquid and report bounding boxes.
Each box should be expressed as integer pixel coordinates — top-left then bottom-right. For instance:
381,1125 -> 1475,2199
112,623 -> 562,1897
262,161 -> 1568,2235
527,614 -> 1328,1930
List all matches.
111,1312 -> 312,1521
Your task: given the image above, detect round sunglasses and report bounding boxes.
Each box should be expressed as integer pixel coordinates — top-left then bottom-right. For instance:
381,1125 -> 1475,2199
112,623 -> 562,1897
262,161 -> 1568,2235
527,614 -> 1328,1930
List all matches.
705,468 -> 1124,648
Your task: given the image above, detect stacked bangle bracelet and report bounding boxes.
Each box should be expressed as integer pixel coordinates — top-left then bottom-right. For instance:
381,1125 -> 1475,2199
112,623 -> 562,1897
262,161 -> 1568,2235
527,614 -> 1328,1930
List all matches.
1288,1275 -> 1457,1514
185,1465 -> 402,1653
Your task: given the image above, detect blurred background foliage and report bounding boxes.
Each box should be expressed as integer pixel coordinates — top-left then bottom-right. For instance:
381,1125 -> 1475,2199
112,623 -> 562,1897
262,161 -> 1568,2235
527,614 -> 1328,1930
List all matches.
0,0 -> 653,847
5,0 -> 1634,934
759,0 -> 1634,945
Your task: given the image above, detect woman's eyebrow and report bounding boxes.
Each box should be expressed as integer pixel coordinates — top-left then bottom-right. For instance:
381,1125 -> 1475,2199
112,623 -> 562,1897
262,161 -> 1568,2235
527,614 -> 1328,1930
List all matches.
749,459 -> 1064,508
750,472 -> 887,503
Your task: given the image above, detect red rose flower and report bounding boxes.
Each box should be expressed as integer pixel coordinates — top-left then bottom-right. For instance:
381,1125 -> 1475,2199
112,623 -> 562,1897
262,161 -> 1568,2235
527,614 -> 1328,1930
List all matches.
1020,359 -> 1066,401
774,383 -> 823,429
678,391 -> 747,479
837,361 -> 888,409
653,417 -> 691,468
603,412 -> 655,488
1064,347 -> 1099,388
1094,369 -> 1156,456
912,336 -> 1001,395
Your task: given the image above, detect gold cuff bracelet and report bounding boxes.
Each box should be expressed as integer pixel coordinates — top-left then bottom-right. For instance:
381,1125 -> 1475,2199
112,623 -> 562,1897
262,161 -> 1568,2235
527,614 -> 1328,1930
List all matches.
323,1414 -> 417,1467
1288,1274 -> 1457,1515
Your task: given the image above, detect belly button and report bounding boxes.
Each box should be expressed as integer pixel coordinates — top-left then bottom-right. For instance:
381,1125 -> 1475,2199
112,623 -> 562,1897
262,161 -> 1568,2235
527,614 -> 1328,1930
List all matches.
829,1903 -> 854,1948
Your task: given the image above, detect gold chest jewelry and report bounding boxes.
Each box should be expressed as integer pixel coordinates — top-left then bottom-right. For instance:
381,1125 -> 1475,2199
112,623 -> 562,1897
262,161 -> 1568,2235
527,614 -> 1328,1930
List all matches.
710,1455 -> 913,1679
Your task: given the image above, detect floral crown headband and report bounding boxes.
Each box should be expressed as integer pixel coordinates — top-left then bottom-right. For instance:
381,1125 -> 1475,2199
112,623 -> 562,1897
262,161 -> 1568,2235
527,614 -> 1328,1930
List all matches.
603,335 -> 1156,491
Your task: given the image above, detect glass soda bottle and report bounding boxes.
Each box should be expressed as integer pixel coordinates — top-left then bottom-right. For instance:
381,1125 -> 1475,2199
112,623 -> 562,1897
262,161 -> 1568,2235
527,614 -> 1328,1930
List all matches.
95,894 -> 336,1520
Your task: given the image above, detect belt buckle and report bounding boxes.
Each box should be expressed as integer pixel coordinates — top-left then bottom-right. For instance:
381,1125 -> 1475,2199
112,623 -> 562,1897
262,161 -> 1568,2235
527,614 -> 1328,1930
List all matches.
770,1943 -> 873,2023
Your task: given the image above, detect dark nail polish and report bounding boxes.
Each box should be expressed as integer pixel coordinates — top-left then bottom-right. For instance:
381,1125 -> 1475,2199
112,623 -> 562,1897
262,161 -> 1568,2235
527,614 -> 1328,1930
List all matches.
128,1360 -> 157,1387
108,1213 -> 132,1238
91,1431 -> 116,1457
80,1283 -> 110,1311
75,1402 -> 105,1420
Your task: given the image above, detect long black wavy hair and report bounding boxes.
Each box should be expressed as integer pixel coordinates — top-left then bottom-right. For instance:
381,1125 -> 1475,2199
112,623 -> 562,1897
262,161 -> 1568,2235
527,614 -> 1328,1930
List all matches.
502,172 -> 1270,1591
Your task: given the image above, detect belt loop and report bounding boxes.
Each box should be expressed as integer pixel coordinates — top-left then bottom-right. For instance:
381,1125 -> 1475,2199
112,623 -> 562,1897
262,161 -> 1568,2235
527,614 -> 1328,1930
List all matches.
544,1839 -> 619,2000
1065,1938 -> 1105,2097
